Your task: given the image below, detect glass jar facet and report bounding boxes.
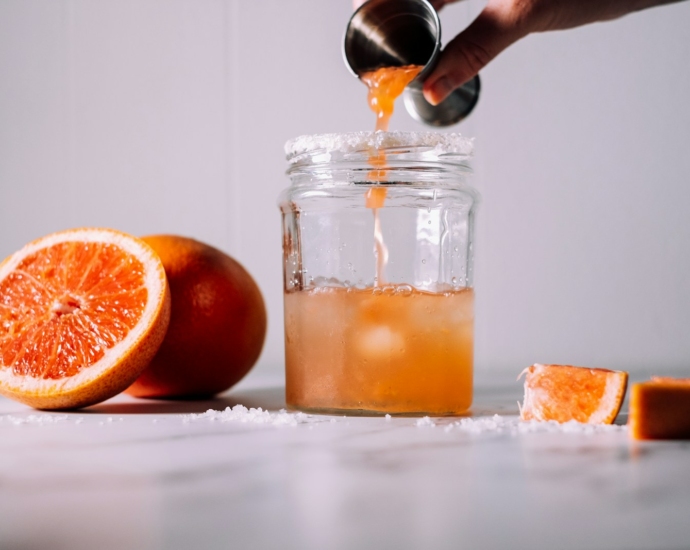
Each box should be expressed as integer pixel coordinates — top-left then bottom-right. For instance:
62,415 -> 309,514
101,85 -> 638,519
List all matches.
280,132 -> 478,415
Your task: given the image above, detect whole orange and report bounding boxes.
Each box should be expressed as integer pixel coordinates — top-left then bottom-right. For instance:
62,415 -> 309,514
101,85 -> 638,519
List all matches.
125,235 -> 267,398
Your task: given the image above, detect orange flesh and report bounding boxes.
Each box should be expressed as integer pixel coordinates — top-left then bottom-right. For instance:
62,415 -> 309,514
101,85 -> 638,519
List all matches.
520,364 -> 628,424
285,286 -> 474,415
629,378 -> 690,440
0,242 -> 147,379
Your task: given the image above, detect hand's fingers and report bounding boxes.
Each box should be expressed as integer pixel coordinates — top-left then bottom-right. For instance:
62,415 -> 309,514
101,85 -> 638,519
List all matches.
423,4 -> 525,105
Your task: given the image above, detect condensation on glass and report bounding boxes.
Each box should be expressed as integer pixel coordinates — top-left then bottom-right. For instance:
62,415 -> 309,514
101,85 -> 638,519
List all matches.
279,132 -> 479,415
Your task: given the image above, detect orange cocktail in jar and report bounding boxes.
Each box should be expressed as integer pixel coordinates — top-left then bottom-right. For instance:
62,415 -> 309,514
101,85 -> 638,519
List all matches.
280,64 -> 476,415
285,285 -> 473,415
281,131 -> 477,416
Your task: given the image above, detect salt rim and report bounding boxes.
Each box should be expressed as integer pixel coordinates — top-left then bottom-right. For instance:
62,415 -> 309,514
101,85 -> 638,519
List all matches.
285,131 -> 474,159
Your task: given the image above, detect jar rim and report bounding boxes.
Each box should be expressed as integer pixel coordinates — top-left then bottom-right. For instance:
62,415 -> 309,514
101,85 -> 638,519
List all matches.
285,131 -> 474,161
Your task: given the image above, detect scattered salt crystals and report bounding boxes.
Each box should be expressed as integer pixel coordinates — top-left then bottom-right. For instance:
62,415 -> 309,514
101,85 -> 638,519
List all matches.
415,416 -> 436,428
445,414 -> 511,434
517,419 -> 628,435
182,405 -> 315,427
0,414 -> 69,426
442,414 -> 628,435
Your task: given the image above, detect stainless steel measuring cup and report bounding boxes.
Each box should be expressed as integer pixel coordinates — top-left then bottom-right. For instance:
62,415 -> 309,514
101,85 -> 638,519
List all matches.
343,0 -> 480,127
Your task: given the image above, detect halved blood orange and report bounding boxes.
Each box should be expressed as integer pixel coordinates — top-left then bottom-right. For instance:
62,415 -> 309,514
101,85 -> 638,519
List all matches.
0,228 -> 170,409
629,377 -> 690,440
519,364 -> 629,424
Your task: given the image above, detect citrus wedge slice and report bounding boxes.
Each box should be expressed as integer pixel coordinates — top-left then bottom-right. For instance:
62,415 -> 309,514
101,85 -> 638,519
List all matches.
629,377 -> 690,440
519,364 -> 628,424
0,228 -> 170,409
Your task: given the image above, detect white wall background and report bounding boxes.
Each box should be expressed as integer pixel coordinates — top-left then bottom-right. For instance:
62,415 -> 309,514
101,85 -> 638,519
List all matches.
1,0 -> 689,383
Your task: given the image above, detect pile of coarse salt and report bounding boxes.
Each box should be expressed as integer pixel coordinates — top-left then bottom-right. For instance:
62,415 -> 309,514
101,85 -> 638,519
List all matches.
416,414 -> 628,435
182,405 -> 315,427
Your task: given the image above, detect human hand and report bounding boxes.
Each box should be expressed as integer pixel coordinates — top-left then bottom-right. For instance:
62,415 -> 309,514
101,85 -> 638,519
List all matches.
353,0 -> 679,105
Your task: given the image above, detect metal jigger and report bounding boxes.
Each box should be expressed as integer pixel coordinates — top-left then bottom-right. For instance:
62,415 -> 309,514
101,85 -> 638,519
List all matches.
343,0 -> 480,127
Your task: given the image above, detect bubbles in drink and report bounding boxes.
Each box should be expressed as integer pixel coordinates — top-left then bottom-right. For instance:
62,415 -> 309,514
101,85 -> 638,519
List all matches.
395,284 -> 413,296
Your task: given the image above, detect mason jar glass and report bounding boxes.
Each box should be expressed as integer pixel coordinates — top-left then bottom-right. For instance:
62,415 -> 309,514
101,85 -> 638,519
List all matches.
279,132 -> 478,415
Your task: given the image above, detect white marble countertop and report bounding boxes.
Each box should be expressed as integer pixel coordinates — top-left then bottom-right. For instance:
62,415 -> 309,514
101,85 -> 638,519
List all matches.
0,374 -> 688,550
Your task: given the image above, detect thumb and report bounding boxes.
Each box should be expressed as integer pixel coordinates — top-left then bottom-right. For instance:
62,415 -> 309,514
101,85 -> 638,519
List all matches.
423,5 -> 523,105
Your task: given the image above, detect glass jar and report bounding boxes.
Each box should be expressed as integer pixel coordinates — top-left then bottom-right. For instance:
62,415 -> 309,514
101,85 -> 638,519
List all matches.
279,132 -> 478,415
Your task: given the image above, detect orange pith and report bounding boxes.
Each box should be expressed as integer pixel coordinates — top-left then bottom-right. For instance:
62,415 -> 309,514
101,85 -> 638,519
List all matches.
0,228 -> 170,410
520,364 -> 628,424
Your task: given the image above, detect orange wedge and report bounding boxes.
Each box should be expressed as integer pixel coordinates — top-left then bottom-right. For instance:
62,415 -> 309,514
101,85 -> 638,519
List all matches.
629,377 -> 690,440
520,364 -> 628,424
0,228 -> 170,409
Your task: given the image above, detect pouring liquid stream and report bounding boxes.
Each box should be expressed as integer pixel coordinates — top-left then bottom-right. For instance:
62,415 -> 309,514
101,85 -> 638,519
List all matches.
360,65 -> 422,285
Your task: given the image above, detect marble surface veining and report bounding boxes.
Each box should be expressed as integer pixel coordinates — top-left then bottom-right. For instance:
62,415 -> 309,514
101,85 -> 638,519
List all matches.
0,374 -> 688,550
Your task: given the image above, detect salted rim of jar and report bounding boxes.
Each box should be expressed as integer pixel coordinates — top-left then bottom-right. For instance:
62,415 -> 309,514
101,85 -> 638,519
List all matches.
285,131 -> 473,183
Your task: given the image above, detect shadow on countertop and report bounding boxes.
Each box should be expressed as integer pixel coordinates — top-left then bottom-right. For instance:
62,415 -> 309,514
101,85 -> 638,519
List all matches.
83,385 -> 286,415
86,382 -> 524,417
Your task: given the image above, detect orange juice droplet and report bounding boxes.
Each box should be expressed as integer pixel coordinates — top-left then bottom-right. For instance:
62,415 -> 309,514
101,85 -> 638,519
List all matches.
360,65 -> 423,285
